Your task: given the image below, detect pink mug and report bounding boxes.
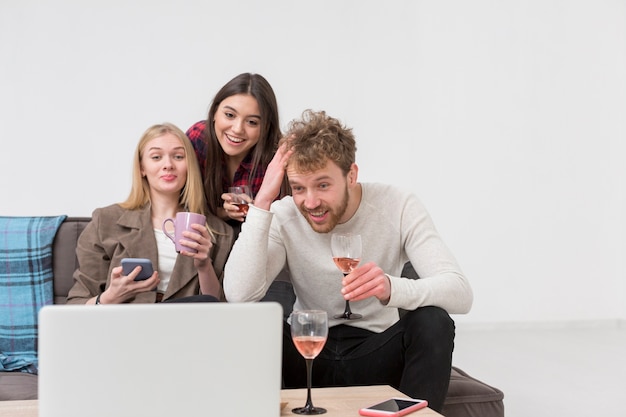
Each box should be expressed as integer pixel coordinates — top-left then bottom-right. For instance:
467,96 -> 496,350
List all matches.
162,212 -> 206,253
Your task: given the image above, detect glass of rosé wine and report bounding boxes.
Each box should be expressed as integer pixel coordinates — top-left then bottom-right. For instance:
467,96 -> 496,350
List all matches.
290,310 -> 328,415
228,185 -> 252,217
330,232 -> 363,320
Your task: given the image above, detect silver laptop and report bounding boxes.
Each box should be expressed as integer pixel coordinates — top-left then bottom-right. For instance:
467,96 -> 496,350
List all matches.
38,302 -> 283,417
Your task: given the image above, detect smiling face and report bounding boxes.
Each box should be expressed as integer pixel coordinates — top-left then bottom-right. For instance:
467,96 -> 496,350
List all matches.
213,93 -> 262,163
288,159 -> 359,233
140,132 -> 188,199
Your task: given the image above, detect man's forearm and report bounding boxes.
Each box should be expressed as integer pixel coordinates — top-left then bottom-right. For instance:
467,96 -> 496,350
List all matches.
223,205 -> 275,302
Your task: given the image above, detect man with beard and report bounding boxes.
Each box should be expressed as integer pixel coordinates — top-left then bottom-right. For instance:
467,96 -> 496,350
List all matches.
224,109 -> 473,412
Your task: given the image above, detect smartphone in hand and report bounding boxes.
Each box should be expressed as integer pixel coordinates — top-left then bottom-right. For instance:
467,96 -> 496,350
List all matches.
359,398 -> 428,417
121,258 -> 154,281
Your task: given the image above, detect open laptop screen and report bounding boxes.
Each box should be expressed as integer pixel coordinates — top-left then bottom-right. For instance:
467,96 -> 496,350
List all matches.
38,302 -> 283,417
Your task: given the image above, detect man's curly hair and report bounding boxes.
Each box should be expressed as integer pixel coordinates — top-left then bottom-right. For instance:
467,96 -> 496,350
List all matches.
280,110 -> 357,175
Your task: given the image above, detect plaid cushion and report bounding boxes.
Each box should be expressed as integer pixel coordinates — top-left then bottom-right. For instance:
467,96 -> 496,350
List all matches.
0,215 -> 66,374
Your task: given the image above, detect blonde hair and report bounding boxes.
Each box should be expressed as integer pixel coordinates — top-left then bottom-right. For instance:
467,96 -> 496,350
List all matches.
120,123 -> 214,236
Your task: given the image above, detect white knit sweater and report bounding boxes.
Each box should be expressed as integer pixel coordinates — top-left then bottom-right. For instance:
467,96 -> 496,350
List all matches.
224,183 -> 473,332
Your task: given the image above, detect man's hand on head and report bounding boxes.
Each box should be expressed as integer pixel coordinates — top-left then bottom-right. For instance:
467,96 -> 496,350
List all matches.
254,143 -> 293,210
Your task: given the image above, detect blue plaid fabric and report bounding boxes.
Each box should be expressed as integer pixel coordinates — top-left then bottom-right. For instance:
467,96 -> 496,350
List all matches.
0,215 -> 66,374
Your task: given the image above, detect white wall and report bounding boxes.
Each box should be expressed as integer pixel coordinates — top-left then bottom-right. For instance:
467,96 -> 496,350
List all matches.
2,0 -> 625,324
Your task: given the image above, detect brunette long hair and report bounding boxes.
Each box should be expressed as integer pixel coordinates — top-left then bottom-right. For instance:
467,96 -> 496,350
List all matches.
203,73 -> 289,215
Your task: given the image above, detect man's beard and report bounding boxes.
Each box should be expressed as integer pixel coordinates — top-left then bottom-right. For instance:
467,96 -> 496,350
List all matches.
298,184 -> 350,234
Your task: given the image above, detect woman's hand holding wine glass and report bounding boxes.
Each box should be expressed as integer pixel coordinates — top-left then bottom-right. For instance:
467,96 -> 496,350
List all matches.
227,185 -> 252,219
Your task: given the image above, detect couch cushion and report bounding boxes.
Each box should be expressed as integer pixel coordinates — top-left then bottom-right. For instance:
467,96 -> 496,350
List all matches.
0,215 -> 66,374
52,217 -> 91,304
442,366 -> 505,417
0,372 -> 38,400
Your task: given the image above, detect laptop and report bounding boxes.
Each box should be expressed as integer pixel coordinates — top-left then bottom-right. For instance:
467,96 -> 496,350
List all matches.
38,302 -> 283,417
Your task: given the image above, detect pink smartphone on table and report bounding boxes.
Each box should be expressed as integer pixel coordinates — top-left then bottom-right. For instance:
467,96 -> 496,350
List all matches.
358,398 -> 428,417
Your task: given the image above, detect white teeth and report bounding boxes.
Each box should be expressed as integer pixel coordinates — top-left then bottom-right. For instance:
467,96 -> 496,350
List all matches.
227,134 -> 243,143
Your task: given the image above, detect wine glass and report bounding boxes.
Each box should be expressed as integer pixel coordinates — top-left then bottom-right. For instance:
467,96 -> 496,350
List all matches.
330,232 -> 363,320
291,310 -> 329,415
228,185 -> 252,217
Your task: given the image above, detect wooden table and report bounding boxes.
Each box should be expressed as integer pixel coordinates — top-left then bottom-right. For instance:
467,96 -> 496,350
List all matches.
280,385 -> 442,416
0,399 -> 36,417
0,385 -> 442,417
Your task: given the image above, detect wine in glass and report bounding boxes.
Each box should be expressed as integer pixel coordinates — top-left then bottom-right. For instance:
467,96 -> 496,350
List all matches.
228,185 -> 252,216
331,232 -> 363,320
291,310 -> 328,415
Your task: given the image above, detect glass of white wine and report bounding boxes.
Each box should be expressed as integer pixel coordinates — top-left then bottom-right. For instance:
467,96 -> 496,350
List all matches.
330,232 -> 363,320
291,310 -> 328,415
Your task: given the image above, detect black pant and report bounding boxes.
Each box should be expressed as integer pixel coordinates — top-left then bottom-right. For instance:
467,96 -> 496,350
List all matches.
162,294 -> 219,303
282,306 -> 455,412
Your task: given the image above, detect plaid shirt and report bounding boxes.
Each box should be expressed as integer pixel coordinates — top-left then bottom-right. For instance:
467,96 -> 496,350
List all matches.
186,120 -> 267,198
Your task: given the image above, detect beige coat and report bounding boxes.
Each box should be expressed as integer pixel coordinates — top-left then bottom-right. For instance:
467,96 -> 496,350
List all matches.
66,204 -> 234,303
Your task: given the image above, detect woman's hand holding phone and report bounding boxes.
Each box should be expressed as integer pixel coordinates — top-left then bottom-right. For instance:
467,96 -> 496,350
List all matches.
121,258 -> 154,281
97,259 -> 159,304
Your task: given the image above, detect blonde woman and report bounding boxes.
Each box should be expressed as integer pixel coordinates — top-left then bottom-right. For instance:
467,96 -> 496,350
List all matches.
67,123 -> 233,304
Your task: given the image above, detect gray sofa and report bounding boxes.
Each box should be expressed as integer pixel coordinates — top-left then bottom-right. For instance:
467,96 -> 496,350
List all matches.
0,217 -> 504,417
